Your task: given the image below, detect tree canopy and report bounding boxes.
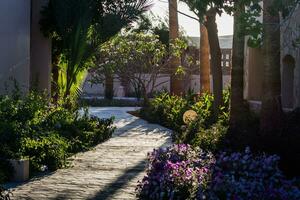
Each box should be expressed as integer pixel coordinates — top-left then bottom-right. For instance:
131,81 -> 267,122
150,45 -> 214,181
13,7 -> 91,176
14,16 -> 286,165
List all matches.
90,33 -> 187,105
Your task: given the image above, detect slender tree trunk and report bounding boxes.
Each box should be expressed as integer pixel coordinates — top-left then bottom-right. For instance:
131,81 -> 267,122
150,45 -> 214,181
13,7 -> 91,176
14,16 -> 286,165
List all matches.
260,0 -> 283,135
169,0 -> 183,95
142,85 -> 149,107
205,8 -> 223,115
52,65 -> 59,102
230,4 -> 247,130
51,54 -> 60,103
105,73 -> 114,100
200,23 -> 211,94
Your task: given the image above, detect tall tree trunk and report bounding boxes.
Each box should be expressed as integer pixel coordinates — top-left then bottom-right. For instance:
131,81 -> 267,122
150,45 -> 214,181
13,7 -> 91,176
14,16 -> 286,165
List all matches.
169,0 -> 183,95
260,0 -> 283,135
230,4 -> 247,130
205,8 -> 223,116
105,73 -> 114,100
200,23 -> 211,94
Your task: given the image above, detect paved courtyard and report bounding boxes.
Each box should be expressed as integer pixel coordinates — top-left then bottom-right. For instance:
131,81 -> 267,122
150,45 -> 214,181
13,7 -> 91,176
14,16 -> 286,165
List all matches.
8,107 -> 172,200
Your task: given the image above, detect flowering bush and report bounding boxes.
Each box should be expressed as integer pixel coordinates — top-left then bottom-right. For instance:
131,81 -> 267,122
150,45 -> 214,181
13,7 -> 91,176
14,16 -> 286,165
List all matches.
203,148 -> 300,200
136,144 -> 214,199
137,145 -> 300,200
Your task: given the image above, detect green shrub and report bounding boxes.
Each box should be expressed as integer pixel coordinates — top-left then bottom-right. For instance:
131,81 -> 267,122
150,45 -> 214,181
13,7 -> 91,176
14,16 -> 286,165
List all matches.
140,93 -> 189,130
0,91 -> 114,175
191,93 -> 214,128
141,91 -> 230,152
189,122 -> 228,152
20,134 -> 70,171
66,116 -> 115,152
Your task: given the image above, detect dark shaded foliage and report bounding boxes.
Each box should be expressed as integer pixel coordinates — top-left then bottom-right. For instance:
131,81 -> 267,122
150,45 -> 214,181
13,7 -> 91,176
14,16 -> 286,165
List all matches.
0,92 -> 114,175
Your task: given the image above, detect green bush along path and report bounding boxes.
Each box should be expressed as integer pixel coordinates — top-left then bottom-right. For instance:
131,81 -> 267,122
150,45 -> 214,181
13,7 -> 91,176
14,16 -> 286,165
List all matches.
8,107 -> 172,200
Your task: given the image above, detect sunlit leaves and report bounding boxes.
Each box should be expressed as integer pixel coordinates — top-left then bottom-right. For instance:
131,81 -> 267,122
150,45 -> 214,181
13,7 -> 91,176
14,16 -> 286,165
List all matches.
40,0 -> 150,96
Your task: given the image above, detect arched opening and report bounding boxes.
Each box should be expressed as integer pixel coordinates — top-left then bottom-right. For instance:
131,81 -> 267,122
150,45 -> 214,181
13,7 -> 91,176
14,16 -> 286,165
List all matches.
282,55 -> 296,109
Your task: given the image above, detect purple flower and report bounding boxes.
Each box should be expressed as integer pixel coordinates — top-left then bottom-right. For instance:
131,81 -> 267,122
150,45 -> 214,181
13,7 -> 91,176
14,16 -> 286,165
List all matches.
136,145 -> 300,200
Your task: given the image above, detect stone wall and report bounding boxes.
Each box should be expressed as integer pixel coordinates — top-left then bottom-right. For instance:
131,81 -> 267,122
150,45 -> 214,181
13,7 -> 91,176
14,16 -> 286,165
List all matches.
244,5 -> 300,111
281,6 -> 300,109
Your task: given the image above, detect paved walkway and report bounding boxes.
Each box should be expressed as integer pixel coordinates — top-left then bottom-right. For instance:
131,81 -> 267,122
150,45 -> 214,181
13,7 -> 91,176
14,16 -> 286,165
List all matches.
8,107 -> 172,200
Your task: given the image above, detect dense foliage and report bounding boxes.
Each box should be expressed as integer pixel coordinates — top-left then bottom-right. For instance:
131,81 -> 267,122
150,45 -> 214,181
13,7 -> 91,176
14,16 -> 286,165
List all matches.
140,91 -> 230,152
137,144 -> 300,200
0,92 -> 114,182
141,89 -> 300,177
40,0 -> 150,97
0,161 -> 12,184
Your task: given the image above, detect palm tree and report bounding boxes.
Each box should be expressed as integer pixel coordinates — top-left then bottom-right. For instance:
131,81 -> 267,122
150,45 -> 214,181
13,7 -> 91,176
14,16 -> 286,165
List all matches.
169,0 -> 183,95
260,0 -> 283,135
229,2 -> 247,130
200,23 -> 210,94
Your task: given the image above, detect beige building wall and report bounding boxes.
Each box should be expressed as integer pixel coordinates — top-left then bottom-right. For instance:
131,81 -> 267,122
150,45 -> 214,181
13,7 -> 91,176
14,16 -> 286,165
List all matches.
245,5 -> 300,111
0,0 -> 31,94
30,0 -> 51,93
82,74 -> 231,97
0,0 -> 51,95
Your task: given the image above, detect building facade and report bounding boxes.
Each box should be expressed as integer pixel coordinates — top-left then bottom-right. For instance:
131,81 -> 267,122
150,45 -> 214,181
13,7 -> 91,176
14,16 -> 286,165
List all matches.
0,0 -> 51,95
244,5 -> 300,111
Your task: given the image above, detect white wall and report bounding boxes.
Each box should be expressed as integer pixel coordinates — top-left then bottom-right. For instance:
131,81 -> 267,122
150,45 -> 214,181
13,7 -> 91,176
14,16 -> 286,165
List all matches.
82,73 -> 231,97
0,0 -> 31,94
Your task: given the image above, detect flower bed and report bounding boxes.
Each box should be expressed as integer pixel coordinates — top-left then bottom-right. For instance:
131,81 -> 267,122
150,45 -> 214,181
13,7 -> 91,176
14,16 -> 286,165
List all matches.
137,144 -> 300,200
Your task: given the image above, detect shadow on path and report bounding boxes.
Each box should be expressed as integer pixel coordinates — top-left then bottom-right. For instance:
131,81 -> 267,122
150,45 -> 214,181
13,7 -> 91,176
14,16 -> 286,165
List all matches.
8,107 -> 172,200
87,159 -> 146,200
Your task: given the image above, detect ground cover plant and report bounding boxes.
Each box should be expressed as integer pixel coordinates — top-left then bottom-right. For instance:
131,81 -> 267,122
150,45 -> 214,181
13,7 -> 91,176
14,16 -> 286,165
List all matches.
138,91 -> 300,199
0,91 -> 114,182
136,144 -> 300,200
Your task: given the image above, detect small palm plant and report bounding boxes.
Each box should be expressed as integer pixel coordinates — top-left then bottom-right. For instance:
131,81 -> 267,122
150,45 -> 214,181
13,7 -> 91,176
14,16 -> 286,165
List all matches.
40,0 -> 151,98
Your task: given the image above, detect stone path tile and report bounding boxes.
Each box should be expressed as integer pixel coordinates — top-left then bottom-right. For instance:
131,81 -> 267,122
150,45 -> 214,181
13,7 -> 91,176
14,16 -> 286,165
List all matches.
8,107 -> 172,200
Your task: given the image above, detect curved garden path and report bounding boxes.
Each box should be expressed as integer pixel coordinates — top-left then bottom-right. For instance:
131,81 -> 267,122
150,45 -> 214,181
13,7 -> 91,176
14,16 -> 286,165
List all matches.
8,107 -> 172,200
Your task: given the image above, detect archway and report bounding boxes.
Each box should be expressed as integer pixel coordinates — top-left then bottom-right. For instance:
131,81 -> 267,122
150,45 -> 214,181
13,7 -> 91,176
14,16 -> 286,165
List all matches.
282,55 -> 296,109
